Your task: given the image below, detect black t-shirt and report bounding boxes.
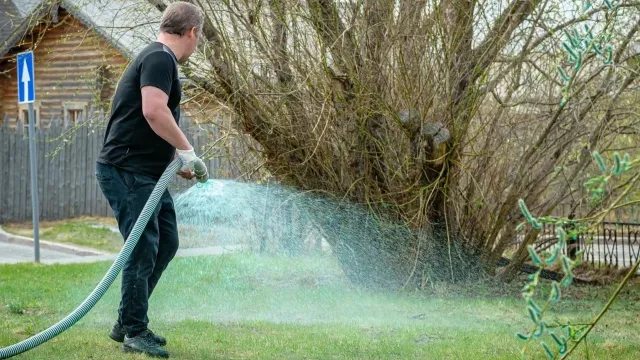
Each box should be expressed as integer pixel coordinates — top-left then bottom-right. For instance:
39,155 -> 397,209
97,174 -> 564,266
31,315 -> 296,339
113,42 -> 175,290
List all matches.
98,42 -> 181,178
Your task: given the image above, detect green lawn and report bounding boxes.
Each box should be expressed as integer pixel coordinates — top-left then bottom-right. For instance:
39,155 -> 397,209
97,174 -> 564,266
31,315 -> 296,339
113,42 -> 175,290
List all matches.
2,217 -> 122,253
1,254 -> 639,359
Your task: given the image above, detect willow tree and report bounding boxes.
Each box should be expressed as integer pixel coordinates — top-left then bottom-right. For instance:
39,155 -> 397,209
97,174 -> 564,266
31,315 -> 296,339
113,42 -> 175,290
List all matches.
150,0 -> 640,287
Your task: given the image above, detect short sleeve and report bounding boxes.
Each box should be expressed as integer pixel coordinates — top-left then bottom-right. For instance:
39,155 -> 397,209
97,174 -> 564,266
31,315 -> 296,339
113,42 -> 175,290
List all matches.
139,51 -> 175,96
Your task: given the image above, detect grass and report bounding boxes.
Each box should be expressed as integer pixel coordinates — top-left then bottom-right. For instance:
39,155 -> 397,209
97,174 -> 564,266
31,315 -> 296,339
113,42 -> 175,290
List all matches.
2,217 -> 122,253
1,253 -> 639,359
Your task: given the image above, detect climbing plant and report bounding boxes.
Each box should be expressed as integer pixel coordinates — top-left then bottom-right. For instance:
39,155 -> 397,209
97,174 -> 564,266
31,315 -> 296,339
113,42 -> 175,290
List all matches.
517,150 -> 638,359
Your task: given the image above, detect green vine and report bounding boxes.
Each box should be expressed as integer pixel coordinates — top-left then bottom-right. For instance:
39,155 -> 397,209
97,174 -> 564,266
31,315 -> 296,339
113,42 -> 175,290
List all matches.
557,0 -> 619,107
515,150 -> 637,359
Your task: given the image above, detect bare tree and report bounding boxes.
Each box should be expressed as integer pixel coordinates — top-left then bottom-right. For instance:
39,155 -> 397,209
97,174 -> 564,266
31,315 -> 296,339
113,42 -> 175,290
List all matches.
150,0 -> 640,287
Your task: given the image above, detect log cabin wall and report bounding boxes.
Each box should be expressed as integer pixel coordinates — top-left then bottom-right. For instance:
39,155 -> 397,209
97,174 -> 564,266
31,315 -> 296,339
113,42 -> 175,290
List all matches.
0,7 -> 128,128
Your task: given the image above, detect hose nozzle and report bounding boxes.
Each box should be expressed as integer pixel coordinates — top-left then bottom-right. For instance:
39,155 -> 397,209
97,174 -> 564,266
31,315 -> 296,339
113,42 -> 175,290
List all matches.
193,159 -> 209,183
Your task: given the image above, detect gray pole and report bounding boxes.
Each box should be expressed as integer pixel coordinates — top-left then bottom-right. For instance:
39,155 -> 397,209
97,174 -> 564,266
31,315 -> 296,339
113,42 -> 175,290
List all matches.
27,102 -> 40,263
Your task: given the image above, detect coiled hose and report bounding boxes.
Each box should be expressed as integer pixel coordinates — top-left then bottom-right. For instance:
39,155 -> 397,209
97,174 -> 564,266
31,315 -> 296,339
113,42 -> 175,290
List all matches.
0,158 -> 208,359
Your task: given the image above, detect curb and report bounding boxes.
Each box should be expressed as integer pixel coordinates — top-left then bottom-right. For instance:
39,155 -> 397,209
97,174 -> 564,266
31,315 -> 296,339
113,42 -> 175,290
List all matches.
0,226 -> 109,256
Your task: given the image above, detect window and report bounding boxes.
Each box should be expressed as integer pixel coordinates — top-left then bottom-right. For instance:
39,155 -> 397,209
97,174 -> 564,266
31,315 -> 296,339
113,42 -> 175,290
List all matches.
63,101 -> 88,127
18,101 -> 40,128
68,109 -> 83,123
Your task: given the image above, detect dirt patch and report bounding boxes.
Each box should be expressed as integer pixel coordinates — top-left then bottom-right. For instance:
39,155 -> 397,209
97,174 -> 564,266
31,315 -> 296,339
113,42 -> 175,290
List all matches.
571,264 -> 638,285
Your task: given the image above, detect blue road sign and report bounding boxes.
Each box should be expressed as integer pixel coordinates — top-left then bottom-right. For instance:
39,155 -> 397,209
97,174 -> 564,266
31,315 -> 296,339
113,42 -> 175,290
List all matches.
17,51 -> 36,104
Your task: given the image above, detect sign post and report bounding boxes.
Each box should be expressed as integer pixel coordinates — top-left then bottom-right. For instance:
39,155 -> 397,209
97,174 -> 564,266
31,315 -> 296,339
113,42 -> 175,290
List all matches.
17,51 -> 39,263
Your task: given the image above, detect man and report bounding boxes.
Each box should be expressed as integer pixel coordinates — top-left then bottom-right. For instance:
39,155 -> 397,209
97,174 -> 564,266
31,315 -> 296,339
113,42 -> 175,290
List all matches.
95,2 -> 206,358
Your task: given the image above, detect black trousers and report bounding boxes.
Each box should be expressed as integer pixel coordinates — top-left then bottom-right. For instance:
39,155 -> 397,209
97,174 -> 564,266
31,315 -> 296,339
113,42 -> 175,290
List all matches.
95,162 -> 179,337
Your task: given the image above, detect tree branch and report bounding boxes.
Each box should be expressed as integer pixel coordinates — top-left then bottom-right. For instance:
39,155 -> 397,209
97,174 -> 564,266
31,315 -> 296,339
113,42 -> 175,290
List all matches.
471,0 -> 542,82
147,0 -> 285,159
307,0 -> 360,77
481,2 -> 640,95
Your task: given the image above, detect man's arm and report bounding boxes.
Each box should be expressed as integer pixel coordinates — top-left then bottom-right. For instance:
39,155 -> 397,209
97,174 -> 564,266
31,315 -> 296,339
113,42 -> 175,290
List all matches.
139,51 -> 191,151
139,51 -> 207,181
141,86 -> 191,151
142,86 -> 197,179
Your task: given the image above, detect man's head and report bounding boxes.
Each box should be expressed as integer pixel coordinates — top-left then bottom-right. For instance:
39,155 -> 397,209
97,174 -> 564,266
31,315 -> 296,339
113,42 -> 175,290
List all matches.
159,1 -> 203,62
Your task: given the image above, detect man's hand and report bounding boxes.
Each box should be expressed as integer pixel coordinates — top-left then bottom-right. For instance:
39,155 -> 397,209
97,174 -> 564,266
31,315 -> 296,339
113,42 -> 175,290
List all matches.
176,148 -> 199,170
177,169 -> 196,180
176,148 -> 208,182
174,151 -> 196,180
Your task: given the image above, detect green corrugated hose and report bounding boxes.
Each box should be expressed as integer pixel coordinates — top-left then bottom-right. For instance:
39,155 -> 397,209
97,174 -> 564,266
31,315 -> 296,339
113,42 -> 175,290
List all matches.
0,157 -> 208,359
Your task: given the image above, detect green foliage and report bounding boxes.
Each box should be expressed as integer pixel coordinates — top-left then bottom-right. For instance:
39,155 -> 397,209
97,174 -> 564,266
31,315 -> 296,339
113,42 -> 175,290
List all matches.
584,151 -> 634,207
518,199 -> 543,230
527,298 -> 542,316
528,306 -> 539,324
561,42 -> 577,60
516,195 -> 584,356
527,245 -> 542,266
604,0 -> 615,10
549,281 -> 561,303
516,147 -> 636,358
542,341 -> 554,359
556,1 -> 619,106
584,175 -> 608,207
611,152 -> 622,175
513,123 -> 640,358
557,66 -> 569,82
545,247 -> 560,265
556,227 -> 566,248
604,45 -> 613,64
593,151 -> 608,173
518,199 -> 534,222
515,219 -> 581,358
6,302 -> 25,315
583,0 -> 592,11
533,321 -> 547,338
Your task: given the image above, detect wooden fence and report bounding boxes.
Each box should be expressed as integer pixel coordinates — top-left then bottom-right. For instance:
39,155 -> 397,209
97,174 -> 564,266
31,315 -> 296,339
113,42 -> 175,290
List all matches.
0,111 -> 234,223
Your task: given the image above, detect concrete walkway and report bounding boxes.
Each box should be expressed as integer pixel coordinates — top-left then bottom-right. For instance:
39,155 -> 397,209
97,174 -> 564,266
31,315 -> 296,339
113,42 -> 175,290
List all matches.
0,228 -> 243,264
0,225 -> 244,265
0,239 -> 244,266
0,242 -> 245,265
0,241 -> 86,264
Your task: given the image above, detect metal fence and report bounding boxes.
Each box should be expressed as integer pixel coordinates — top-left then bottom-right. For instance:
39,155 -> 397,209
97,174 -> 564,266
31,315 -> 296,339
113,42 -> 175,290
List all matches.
0,110 -> 235,223
515,221 -> 640,269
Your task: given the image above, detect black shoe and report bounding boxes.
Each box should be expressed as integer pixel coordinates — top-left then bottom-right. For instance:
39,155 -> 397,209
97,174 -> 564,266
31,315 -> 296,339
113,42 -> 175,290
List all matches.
123,330 -> 169,358
110,322 -> 167,346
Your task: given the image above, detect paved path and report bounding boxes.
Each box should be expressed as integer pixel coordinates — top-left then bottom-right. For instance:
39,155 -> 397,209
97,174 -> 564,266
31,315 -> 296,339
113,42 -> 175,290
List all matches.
0,242 -> 82,264
0,241 -> 244,265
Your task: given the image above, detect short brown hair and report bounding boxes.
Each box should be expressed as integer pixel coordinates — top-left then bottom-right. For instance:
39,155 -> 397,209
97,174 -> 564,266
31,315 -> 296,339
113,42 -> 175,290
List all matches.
160,2 -> 204,37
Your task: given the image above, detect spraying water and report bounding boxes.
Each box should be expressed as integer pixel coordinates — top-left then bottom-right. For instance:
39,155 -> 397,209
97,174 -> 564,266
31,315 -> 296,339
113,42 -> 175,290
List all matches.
174,179 -> 422,286
170,179 -> 487,328
173,178 -> 473,291
174,179 -> 323,254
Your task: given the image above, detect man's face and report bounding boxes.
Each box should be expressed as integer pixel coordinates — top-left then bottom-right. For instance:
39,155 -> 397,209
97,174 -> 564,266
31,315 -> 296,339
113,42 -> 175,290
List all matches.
179,27 -> 200,63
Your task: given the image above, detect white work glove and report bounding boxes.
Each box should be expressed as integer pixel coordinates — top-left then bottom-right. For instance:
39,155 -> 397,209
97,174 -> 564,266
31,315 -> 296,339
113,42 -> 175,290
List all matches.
176,147 -> 208,182
176,147 -> 200,170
